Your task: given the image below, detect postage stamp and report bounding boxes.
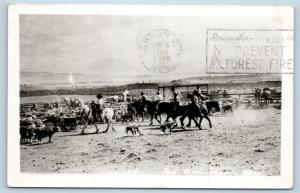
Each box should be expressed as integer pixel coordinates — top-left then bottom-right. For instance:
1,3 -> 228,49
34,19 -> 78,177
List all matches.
140,29 -> 182,74
7,4 -> 294,189
206,29 -> 294,74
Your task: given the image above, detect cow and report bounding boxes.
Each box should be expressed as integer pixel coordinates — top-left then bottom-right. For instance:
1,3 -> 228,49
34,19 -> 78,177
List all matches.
60,117 -> 78,131
121,114 -> 135,124
20,126 -> 35,144
33,125 -> 60,144
221,103 -> 233,115
20,120 -> 36,144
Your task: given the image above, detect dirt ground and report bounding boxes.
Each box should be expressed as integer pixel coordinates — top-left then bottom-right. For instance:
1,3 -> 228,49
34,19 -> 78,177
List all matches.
20,105 -> 281,176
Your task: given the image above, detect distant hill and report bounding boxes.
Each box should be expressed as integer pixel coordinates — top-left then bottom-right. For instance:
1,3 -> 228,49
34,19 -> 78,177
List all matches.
165,74 -> 281,86
20,73 -> 281,97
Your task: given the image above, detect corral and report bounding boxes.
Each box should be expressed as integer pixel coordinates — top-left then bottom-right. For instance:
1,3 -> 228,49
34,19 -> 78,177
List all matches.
20,79 -> 282,175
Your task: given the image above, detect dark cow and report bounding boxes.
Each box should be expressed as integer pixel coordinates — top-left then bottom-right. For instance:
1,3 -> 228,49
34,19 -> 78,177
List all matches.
20,120 -> 35,144
33,126 -> 60,144
121,114 -> 135,124
221,103 -> 233,115
60,117 -> 78,131
20,126 -> 34,144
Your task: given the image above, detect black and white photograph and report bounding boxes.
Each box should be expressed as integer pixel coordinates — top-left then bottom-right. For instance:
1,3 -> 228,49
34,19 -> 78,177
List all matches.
7,5 -> 294,188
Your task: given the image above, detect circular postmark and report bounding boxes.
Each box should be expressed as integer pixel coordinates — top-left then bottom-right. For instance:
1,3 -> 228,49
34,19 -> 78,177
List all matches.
140,29 -> 182,74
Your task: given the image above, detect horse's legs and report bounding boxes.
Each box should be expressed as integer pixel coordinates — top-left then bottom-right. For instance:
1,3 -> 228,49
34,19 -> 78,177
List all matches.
149,113 -> 153,126
198,116 -> 203,129
158,114 -> 162,123
154,113 -> 161,124
165,115 -> 170,123
103,118 -> 109,132
187,117 -> 192,127
191,117 -> 198,127
179,116 -> 186,127
130,116 -> 134,122
48,134 -> 52,143
111,121 -> 115,131
205,116 -> 212,128
141,112 -> 144,122
81,122 -> 88,134
94,123 -> 99,133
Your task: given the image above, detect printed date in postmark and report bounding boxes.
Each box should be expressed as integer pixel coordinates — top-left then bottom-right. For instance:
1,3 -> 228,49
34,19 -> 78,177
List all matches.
140,29 -> 182,74
206,29 -> 293,74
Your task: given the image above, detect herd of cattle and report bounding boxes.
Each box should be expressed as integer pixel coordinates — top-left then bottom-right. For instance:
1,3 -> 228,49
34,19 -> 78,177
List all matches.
21,86 -> 282,146
19,94 -> 242,145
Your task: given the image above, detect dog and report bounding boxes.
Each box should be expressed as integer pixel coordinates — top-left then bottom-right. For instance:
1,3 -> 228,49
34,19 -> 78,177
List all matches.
160,121 -> 177,133
125,125 -> 142,136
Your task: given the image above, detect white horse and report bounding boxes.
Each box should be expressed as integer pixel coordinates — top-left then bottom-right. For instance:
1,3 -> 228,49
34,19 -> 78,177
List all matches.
102,107 -> 115,132
80,105 -> 115,134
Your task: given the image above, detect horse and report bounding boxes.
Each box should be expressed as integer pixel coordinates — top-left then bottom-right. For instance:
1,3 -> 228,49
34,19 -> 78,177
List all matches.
80,103 -> 99,134
157,101 -> 214,129
255,88 -> 273,107
128,100 -> 147,122
80,105 -> 115,134
142,100 -> 161,125
157,101 -> 190,124
179,102 -> 212,129
102,108 -> 115,132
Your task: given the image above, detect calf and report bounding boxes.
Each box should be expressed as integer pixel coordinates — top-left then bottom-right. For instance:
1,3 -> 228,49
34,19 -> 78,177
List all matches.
20,120 -> 36,144
121,114 -> 134,124
221,104 -> 233,115
33,126 -> 60,144
20,126 -> 34,144
61,117 -> 77,131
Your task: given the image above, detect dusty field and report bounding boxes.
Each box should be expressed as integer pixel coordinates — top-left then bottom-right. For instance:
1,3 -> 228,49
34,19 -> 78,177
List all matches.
20,106 -> 281,176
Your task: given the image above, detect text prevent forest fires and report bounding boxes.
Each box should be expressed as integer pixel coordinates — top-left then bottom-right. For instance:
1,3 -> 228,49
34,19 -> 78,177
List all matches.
206,30 -> 293,74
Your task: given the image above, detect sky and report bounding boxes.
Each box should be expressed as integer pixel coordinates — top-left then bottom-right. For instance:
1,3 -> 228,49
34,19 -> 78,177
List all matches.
19,8 -> 292,84
20,14 -> 207,81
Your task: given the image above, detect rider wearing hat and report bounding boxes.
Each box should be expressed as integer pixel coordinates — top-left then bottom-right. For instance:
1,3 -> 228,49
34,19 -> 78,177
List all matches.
140,92 -> 147,102
154,91 -> 163,102
192,88 -> 208,116
95,94 -> 104,123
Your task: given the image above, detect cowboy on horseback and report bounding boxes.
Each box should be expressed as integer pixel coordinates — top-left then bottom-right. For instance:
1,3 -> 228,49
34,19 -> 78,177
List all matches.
173,92 -> 181,111
95,94 -> 104,123
154,91 -> 163,109
192,88 -> 208,116
140,92 -> 147,102
154,91 -> 163,102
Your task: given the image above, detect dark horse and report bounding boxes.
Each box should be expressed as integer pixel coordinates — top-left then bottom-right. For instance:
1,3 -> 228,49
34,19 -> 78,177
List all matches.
255,88 -> 273,107
157,101 -> 220,129
179,103 -> 212,129
185,100 -> 220,127
128,100 -> 145,122
143,100 -> 162,125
